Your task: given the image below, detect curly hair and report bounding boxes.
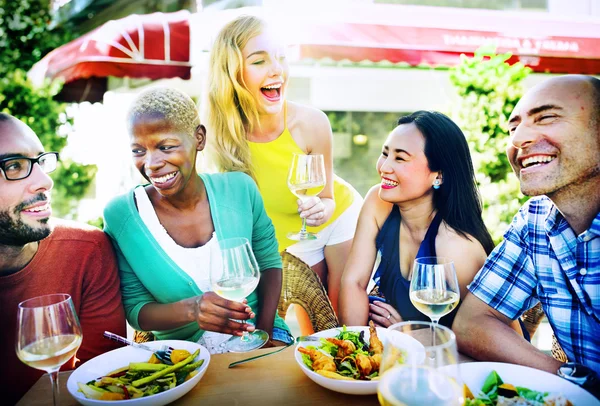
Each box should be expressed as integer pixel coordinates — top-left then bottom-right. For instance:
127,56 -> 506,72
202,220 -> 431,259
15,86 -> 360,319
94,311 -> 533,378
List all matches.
127,87 -> 200,136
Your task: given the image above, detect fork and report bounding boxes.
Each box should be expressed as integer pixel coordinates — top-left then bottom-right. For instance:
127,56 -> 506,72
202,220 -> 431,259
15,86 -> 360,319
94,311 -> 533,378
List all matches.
103,331 -> 174,365
227,335 -> 320,368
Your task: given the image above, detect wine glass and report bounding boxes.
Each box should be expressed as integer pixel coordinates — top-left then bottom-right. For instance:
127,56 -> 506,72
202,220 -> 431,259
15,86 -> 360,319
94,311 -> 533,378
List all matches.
287,153 -> 326,241
16,294 -> 83,406
378,321 -> 463,406
409,256 -> 460,326
210,237 -> 269,352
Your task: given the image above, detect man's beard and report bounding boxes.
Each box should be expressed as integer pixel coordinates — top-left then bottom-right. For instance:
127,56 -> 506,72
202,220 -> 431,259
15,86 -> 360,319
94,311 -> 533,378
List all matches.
0,194 -> 53,246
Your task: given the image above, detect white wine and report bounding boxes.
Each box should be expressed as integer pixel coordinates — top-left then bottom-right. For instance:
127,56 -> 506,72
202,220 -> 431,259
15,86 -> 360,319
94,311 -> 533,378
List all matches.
213,277 -> 259,301
410,289 -> 459,319
288,182 -> 325,200
18,334 -> 82,371
377,366 -> 462,406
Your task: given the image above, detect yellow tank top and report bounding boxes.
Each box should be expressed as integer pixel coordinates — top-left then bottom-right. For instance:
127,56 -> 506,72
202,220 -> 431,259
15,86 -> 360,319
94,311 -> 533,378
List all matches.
248,105 -> 355,252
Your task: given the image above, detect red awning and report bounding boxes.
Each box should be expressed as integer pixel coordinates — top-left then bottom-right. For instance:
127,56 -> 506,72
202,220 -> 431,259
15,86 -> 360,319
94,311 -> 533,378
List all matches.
29,10 -> 191,86
290,5 -> 600,74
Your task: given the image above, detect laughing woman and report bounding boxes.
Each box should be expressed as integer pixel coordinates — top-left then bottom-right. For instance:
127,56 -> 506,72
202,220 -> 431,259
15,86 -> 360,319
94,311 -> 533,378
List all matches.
103,87 -> 292,353
205,15 -> 363,327
339,111 -> 497,329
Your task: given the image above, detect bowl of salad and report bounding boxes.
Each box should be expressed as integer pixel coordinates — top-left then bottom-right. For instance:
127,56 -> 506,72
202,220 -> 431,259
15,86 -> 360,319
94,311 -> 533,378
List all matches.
294,322 -> 424,395
67,340 -> 210,405
453,362 -> 600,406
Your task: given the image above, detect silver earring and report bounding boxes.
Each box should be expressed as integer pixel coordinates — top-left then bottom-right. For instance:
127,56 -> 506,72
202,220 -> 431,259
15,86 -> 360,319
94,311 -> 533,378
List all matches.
433,179 -> 441,190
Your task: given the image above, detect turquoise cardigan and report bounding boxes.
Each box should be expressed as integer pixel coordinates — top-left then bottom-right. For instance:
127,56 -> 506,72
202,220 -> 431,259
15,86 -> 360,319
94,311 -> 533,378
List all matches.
103,172 -> 289,342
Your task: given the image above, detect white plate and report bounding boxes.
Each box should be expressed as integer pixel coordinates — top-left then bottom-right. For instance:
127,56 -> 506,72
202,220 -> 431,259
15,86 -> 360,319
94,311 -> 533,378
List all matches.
454,362 -> 600,406
67,340 -> 210,406
294,326 -> 424,395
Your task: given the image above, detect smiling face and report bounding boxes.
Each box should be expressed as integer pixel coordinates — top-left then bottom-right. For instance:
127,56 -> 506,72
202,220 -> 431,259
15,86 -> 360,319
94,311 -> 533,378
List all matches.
241,29 -> 289,116
0,117 -> 54,246
376,123 -> 439,204
130,114 -> 205,198
507,76 -> 600,197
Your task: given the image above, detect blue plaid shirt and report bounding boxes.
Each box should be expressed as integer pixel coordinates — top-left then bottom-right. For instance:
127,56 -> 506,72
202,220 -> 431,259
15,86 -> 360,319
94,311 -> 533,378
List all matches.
469,196 -> 600,373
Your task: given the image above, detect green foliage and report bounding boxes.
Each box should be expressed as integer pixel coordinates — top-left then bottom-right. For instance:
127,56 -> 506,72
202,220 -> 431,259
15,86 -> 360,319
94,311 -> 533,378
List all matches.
0,0 -> 74,74
0,0 -> 96,218
449,47 -> 531,242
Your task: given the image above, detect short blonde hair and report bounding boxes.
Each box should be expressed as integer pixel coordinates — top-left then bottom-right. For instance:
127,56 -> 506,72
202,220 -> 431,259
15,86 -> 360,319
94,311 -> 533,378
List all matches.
128,87 -> 200,136
205,15 -> 265,181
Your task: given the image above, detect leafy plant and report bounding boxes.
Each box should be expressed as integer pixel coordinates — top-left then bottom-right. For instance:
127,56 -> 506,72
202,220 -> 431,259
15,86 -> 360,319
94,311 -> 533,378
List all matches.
0,0 -> 96,218
449,46 -> 531,242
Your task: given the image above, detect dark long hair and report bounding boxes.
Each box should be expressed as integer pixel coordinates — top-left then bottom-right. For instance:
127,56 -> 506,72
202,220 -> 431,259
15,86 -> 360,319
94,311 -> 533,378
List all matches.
397,111 -> 495,254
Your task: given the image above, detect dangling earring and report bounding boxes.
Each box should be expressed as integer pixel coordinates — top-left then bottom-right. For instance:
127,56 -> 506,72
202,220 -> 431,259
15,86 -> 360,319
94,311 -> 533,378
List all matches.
433,179 -> 441,190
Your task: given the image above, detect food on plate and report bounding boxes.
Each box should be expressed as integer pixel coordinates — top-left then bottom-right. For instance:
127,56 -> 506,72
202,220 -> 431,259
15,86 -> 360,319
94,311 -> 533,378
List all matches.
464,370 -> 573,406
77,348 -> 203,401
298,321 -> 401,381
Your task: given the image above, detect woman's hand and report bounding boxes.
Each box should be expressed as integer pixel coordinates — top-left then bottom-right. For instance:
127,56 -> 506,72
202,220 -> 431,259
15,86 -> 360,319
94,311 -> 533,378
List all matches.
368,301 -> 402,328
194,292 -> 256,336
297,197 -> 334,227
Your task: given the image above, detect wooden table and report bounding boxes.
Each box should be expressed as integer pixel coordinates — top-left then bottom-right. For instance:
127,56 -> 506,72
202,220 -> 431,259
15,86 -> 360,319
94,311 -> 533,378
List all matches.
18,346 -> 474,406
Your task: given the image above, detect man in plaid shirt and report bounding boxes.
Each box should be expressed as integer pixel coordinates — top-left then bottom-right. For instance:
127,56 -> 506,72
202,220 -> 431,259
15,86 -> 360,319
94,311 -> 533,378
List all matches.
454,75 -> 600,375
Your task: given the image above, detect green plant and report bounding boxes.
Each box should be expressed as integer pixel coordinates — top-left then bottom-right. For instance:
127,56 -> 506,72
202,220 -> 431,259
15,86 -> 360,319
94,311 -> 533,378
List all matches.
0,0 -> 96,218
449,46 -> 532,242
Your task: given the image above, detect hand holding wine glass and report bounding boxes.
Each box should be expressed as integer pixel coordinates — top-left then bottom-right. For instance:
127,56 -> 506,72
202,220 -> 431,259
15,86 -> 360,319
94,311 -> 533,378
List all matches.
210,237 -> 269,352
287,153 -> 326,241
16,294 -> 83,406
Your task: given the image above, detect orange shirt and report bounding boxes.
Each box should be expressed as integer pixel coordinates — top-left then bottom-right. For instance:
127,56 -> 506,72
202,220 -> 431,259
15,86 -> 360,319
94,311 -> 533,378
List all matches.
0,219 -> 126,405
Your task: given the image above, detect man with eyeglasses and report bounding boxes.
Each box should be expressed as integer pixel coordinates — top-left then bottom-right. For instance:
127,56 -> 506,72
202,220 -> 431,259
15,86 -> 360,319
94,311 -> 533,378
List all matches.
0,113 -> 127,405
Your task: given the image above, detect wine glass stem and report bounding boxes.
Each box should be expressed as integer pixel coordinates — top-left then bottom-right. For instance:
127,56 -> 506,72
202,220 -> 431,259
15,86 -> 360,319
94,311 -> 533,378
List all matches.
240,330 -> 250,342
300,217 -> 308,236
49,370 -> 60,406
430,318 -> 440,357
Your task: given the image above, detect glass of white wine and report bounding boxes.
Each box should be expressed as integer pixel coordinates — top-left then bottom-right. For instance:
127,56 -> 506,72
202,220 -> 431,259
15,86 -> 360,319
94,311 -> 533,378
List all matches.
210,237 -> 268,352
409,256 -> 460,326
287,153 -> 326,241
16,294 -> 83,406
378,321 -> 463,406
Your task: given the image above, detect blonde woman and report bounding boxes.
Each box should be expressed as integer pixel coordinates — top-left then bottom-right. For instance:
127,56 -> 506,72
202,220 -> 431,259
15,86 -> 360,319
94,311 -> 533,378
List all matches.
205,15 -> 362,330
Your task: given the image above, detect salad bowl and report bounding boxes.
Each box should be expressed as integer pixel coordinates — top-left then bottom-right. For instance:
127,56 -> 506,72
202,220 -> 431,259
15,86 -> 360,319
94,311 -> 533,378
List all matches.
67,340 -> 210,406
294,325 -> 424,395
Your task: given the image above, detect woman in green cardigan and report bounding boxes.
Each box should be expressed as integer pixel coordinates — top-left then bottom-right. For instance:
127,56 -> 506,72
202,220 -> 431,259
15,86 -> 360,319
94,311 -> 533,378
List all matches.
103,87 -> 291,353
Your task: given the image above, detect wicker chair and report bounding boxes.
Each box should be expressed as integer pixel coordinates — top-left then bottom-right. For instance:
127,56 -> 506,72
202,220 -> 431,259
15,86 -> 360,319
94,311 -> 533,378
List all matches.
278,251 -> 339,332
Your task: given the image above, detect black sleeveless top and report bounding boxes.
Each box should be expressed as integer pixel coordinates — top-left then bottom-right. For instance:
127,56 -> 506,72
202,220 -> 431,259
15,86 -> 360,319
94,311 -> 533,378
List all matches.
372,205 -> 458,328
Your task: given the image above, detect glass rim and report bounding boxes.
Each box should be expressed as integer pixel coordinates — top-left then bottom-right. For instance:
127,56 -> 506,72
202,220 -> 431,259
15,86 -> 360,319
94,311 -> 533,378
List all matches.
388,320 -> 457,351
18,293 -> 71,309
413,256 -> 454,266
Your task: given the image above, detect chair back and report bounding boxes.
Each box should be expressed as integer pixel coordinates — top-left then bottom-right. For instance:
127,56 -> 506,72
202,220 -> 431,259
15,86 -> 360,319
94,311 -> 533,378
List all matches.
278,251 -> 339,332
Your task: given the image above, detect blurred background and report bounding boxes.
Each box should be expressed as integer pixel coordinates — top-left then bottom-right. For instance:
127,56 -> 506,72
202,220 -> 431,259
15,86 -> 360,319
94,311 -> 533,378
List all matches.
3,0 -> 599,351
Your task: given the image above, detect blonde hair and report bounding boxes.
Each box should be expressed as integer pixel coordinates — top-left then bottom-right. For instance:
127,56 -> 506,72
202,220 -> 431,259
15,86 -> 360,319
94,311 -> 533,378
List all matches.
128,87 -> 200,136
205,15 -> 265,181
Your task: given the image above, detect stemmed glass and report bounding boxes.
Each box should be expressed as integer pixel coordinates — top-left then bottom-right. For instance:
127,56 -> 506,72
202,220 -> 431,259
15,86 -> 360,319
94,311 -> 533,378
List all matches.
210,237 -> 269,352
409,257 -> 460,327
378,321 -> 463,406
287,153 -> 326,241
16,294 -> 83,406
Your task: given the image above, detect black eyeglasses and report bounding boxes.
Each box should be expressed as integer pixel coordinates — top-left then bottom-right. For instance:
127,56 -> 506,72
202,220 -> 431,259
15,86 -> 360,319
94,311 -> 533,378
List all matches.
0,152 -> 60,181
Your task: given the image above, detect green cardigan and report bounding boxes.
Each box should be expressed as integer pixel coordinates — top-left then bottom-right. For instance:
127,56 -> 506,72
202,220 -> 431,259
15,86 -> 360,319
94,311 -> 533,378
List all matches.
103,172 -> 289,342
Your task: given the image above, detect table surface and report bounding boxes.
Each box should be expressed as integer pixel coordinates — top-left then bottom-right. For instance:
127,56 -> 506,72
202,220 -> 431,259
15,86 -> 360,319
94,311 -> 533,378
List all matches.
18,345 -> 474,406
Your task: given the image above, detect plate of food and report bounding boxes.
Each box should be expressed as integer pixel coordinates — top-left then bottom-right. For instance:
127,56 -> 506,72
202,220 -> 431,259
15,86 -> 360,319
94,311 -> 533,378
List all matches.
455,362 -> 600,406
294,322 -> 424,395
67,340 -> 210,405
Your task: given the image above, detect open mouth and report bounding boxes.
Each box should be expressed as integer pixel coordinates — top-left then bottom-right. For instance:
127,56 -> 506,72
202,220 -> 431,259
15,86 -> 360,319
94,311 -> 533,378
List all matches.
260,83 -> 282,101
22,202 -> 51,213
381,177 -> 398,189
150,171 -> 177,185
520,155 -> 556,169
